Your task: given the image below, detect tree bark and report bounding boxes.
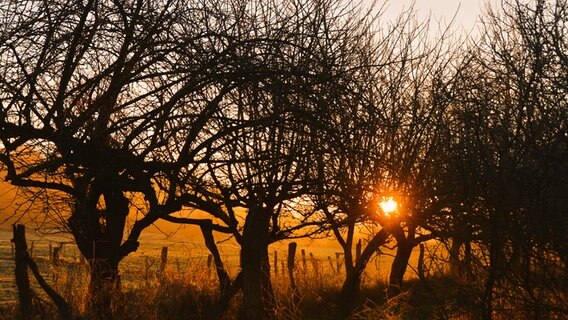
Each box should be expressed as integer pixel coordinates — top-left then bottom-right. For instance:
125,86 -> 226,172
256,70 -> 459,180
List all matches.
241,207 -> 272,320
261,245 -> 275,311
484,209 -> 505,320
200,224 -> 231,295
387,239 -> 413,298
208,272 -> 243,320
86,241 -> 122,319
68,186 -> 130,319
338,228 -> 389,317
448,238 -> 463,278
463,241 -> 473,280
418,243 -> 425,280
12,224 -> 33,320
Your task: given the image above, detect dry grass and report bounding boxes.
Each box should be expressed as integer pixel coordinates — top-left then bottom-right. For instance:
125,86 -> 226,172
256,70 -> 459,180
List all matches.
0,253 -> 398,319
1,240 -> 566,319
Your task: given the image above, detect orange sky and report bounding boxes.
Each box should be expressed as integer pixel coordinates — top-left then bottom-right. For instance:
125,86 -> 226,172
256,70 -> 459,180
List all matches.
379,0 -> 500,35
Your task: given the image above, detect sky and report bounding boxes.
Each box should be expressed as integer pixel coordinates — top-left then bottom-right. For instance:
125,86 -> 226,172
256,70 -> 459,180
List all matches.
378,0 -> 501,35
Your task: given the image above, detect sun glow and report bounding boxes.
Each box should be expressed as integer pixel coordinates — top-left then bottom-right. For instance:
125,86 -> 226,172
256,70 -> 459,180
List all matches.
379,197 -> 398,216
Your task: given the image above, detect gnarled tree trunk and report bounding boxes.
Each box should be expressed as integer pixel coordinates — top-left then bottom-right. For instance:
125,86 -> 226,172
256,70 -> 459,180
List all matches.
387,239 -> 413,298
201,224 -> 231,295
12,224 -> 33,320
86,241 -> 123,318
387,226 -> 415,298
338,228 -> 389,317
240,207 -> 273,320
68,184 -> 130,319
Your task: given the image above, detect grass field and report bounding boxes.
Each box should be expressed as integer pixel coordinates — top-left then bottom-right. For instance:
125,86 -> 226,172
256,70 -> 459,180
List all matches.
0,226 -> 443,319
1,227 -> 565,319
0,196 -> 515,320
1,181 -> 442,318
0,233 -> 422,300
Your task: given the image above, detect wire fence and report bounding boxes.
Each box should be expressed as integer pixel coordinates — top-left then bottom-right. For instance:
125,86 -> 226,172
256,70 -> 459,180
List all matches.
0,232 -> 432,306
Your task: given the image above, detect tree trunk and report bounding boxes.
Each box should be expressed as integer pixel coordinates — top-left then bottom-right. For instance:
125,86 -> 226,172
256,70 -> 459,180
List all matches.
343,224 -> 355,275
69,186 -> 130,319
241,207 -> 272,320
484,209 -> 505,320
208,272 -> 243,320
484,239 -> 500,320
261,245 -> 275,310
448,238 -> 462,278
418,243 -> 426,280
86,241 -> 122,319
387,239 -> 413,298
12,224 -> 34,319
463,241 -> 473,280
26,255 -> 73,320
338,228 -> 389,317
338,268 -> 362,317
201,224 -> 231,295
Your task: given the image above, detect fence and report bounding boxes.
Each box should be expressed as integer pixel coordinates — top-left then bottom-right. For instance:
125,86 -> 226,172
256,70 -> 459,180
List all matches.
0,229 -> 422,306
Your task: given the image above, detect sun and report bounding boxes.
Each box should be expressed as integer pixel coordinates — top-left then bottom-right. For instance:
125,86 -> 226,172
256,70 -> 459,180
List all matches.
379,197 -> 398,216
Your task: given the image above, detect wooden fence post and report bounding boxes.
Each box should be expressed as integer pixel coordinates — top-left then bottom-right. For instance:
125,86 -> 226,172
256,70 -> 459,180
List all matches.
52,246 -> 61,267
287,242 -> 297,289
274,251 -> 278,275
309,252 -> 319,277
160,247 -> 168,273
29,241 -> 34,259
301,249 -> 306,269
207,254 -> 213,275
144,256 -> 150,282
356,239 -> 362,264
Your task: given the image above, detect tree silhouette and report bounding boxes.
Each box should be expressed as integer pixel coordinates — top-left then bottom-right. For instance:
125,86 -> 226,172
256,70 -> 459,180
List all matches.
168,1 -> 388,317
309,7 -> 460,310
0,0 -> 278,315
437,1 -> 568,318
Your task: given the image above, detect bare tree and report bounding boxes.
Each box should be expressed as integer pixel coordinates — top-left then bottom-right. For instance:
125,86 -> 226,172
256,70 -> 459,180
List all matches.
379,37 -> 461,298
158,1 -> 392,318
307,6 -> 460,312
436,1 -> 568,318
0,0 -> 272,316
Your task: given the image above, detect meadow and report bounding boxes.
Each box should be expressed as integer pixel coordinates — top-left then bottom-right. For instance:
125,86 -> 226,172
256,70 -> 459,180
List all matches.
0,228 -> 466,319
